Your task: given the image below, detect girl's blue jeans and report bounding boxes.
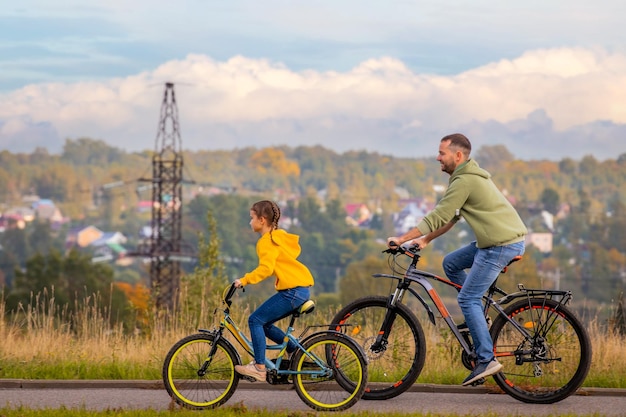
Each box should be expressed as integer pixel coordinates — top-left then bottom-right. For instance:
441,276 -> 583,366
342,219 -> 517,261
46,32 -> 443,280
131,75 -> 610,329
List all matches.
442,240 -> 525,364
249,286 -> 311,365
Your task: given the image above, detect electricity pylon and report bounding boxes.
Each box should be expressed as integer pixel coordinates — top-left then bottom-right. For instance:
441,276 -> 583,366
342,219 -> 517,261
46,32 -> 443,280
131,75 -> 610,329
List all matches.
134,82 -> 193,311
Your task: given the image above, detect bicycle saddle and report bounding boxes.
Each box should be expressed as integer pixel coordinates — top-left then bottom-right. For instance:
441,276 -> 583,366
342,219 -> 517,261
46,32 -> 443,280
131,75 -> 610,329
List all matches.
295,300 -> 315,316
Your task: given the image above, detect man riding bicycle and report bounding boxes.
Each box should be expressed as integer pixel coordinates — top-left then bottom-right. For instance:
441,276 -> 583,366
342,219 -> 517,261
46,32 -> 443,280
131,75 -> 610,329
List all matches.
387,133 -> 527,386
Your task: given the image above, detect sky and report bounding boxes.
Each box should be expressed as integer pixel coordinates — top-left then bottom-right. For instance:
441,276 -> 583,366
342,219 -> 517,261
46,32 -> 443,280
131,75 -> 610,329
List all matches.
0,0 -> 625,161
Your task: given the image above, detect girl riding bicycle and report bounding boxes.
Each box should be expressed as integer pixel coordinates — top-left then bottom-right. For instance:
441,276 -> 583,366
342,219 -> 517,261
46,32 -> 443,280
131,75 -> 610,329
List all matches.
233,200 -> 315,382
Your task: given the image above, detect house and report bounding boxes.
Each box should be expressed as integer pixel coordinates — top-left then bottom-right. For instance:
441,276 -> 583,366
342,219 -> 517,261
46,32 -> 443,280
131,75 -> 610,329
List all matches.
136,200 -> 153,213
65,225 -> 104,249
91,238 -> 130,265
32,198 -> 67,227
345,203 -> 371,227
90,231 -> 128,247
4,206 -> 35,224
392,201 -> 429,235
526,232 -> 553,254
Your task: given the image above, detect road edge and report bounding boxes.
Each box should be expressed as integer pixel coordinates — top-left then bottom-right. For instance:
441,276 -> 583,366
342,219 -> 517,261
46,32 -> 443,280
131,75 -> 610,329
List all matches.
0,379 -> 624,397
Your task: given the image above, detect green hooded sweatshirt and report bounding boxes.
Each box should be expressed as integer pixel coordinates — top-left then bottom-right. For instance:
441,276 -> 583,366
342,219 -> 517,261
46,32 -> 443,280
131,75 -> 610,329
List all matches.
416,159 -> 527,249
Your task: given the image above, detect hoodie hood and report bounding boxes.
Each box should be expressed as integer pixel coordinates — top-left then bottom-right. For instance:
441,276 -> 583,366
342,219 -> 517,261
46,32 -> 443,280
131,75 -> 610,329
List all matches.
417,157 -> 527,248
450,159 -> 490,183
267,229 -> 301,258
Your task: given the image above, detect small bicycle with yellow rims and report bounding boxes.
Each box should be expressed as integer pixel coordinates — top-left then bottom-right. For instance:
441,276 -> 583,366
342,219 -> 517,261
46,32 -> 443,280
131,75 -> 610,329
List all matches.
163,283 -> 368,412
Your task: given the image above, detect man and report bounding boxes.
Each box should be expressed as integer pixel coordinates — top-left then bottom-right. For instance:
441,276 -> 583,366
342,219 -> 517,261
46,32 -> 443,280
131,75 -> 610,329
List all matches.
387,133 -> 527,386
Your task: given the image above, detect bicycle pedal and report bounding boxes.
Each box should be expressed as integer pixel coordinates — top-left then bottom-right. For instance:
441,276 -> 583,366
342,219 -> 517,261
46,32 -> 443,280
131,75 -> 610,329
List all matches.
470,377 -> 486,387
241,375 -> 258,382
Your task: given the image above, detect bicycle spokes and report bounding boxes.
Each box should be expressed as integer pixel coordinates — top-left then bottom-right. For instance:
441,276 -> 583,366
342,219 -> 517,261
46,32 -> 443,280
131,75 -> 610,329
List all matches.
491,298 -> 591,404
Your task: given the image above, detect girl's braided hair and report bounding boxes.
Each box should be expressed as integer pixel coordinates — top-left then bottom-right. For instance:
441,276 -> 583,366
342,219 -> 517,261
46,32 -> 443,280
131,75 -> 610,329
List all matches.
251,200 -> 281,244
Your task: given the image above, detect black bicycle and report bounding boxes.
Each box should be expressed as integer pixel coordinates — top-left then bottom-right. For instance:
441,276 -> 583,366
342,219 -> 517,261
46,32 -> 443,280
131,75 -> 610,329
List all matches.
331,244 -> 592,404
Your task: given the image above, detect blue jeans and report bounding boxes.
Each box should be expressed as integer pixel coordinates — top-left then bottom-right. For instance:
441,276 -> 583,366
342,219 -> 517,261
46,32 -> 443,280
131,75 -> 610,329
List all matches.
249,286 -> 310,365
442,241 -> 525,364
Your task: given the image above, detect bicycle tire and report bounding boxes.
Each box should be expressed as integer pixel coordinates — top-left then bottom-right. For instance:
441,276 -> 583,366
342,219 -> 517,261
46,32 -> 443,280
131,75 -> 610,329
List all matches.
292,331 -> 368,411
490,298 -> 592,404
331,296 -> 426,400
163,333 -> 240,409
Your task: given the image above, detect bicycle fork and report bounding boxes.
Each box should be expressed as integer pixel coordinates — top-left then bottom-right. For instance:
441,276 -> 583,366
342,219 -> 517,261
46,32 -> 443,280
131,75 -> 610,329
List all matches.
196,328 -> 225,377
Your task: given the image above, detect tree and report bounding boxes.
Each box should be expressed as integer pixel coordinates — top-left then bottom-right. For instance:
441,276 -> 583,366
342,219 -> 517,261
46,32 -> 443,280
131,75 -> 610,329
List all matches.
540,188 -> 561,216
185,194 -> 256,279
6,249 -> 117,316
0,227 -> 29,268
579,154 -> 599,176
475,145 -> 515,172
338,254 -> 391,306
61,137 -> 125,166
180,211 -> 228,327
611,292 -> 625,335
558,158 -> 577,175
28,220 -> 62,255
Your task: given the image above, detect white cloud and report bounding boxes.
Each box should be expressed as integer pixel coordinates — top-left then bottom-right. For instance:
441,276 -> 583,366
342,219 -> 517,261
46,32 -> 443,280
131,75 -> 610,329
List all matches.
0,47 -> 625,159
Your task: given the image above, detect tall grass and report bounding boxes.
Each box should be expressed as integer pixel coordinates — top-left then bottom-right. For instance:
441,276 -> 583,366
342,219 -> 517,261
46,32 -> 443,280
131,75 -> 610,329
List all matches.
1,286 -> 625,388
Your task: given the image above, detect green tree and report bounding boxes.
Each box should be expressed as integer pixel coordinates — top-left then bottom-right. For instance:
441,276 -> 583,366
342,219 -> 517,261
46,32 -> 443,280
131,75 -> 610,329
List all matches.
540,187 -> 561,216
28,220 -> 62,255
61,137 -> 125,166
180,211 -> 228,327
559,158 -> 577,175
0,227 -> 29,267
475,144 -> 515,172
338,254 -> 390,306
6,249 -> 117,316
185,194 -> 256,279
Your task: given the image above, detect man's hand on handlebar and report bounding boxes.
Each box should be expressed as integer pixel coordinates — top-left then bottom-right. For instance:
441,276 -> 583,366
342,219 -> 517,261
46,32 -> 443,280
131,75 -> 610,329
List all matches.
387,237 -> 402,248
410,236 -> 429,250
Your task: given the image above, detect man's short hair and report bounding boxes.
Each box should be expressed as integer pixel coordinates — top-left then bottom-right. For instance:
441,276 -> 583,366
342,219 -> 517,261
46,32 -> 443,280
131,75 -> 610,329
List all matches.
441,133 -> 471,157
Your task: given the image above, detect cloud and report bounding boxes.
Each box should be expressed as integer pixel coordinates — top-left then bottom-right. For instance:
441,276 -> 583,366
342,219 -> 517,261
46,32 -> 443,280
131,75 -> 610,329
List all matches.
0,47 -> 625,160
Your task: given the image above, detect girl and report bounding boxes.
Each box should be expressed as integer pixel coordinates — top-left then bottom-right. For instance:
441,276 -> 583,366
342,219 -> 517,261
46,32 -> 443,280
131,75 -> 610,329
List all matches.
233,200 -> 315,382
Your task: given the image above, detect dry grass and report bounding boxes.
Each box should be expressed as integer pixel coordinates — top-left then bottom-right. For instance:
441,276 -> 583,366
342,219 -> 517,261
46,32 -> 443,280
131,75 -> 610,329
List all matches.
1,289 -> 625,387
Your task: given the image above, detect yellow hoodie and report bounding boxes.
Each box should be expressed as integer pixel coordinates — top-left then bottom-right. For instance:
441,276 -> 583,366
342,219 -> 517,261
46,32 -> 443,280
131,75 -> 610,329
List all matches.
240,229 -> 314,290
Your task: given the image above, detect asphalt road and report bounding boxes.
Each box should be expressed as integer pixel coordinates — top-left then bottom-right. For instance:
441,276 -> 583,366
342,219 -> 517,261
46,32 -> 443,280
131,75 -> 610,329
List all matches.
1,380 -> 625,416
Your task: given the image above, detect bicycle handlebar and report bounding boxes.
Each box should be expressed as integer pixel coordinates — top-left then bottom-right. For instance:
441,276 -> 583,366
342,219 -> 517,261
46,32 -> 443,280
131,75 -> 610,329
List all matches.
383,241 -> 421,256
222,283 -> 244,305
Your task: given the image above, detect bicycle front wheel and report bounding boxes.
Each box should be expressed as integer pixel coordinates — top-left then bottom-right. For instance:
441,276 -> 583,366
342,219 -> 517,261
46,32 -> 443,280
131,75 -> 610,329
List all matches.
490,298 -> 592,404
292,331 -> 368,411
331,296 -> 426,400
163,333 -> 240,409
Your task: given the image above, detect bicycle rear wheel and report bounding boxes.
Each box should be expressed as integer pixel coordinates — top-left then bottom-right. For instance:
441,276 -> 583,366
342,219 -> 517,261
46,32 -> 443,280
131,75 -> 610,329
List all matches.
163,333 -> 240,409
490,298 -> 592,404
292,331 -> 368,411
331,296 -> 426,400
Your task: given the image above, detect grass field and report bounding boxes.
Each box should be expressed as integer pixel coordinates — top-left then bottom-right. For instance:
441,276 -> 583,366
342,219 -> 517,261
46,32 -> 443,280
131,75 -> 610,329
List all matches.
0,287 -> 624,388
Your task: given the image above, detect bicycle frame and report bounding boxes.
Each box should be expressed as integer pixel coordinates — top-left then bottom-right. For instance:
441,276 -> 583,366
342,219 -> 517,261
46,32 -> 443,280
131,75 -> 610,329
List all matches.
373,246 -> 573,358
200,290 -> 336,378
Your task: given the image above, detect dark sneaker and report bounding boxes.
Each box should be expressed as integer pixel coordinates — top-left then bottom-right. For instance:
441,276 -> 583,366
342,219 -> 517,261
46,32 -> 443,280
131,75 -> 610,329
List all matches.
462,359 -> 503,386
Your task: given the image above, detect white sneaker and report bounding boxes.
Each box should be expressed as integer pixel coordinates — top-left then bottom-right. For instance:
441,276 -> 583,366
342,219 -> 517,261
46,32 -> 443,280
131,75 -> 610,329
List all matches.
235,362 -> 266,382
